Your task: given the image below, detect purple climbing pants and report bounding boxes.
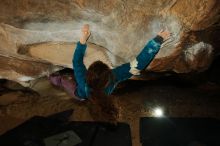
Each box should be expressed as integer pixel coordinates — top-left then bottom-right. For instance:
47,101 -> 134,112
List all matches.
49,74 -> 77,98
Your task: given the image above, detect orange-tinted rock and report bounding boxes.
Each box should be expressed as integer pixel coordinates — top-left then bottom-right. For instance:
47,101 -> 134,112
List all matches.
0,0 -> 219,84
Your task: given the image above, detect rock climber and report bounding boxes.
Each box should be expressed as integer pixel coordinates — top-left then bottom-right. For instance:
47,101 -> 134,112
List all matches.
49,24 -> 170,101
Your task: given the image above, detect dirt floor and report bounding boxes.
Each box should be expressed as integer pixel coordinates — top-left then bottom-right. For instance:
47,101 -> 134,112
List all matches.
0,77 -> 220,146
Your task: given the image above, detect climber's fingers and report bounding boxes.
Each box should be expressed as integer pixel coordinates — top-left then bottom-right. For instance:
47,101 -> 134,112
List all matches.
80,24 -> 91,44
158,29 -> 171,41
82,24 -> 91,36
159,29 -> 164,33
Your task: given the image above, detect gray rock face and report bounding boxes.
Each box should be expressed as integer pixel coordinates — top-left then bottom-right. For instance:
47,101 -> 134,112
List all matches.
0,0 -> 219,85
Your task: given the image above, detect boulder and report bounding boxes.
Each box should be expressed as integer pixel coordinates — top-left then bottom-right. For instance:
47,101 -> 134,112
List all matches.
0,0 -> 219,85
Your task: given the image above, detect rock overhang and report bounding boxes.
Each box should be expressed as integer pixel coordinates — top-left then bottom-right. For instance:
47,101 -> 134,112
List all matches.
0,0 -> 219,85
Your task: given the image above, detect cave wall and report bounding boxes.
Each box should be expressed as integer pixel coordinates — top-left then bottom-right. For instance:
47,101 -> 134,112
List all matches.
0,0 -> 219,85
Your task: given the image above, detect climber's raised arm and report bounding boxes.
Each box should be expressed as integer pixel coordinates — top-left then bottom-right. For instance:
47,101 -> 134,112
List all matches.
72,24 -> 91,98
112,29 -> 170,83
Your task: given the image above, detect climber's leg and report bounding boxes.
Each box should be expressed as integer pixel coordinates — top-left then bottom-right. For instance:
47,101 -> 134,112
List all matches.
60,75 -> 76,97
49,74 -> 62,87
49,74 -> 79,99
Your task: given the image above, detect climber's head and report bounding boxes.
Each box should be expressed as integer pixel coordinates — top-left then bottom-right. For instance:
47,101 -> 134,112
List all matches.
86,61 -> 113,90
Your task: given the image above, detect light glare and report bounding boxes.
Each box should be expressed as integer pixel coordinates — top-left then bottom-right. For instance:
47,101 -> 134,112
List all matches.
153,107 -> 164,117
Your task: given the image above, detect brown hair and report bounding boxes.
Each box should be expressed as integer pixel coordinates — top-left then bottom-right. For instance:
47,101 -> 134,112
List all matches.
88,93 -> 119,124
86,61 -> 113,90
86,61 -> 119,123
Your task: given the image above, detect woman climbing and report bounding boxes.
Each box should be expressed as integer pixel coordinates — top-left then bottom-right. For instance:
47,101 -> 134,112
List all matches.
49,24 -> 170,122
49,24 -> 170,100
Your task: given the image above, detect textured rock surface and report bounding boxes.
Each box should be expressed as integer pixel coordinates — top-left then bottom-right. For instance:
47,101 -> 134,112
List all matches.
0,0 -> 219,84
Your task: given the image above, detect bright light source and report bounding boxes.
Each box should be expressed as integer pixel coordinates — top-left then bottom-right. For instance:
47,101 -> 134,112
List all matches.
153,107 -> 164,117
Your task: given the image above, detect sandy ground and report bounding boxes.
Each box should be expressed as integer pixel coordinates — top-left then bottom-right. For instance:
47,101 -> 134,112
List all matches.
0,77 -> 220,146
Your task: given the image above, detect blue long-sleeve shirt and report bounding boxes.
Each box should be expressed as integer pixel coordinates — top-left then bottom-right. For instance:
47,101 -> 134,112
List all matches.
73,36 -> 163,99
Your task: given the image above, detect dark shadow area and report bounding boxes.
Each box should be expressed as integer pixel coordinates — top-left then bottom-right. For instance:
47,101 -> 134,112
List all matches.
140,117 -> 220,146
206,56 -> 220,84
0,110 -> 132,146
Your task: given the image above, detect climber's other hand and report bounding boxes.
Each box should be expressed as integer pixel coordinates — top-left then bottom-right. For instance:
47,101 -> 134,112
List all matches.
157,29 -> 170,41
